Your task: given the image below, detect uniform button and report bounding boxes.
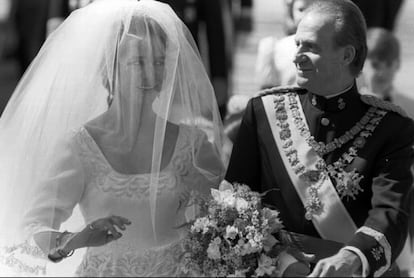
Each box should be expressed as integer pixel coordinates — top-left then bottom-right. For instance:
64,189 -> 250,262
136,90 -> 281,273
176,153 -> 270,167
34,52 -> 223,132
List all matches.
321,117 -> 330,126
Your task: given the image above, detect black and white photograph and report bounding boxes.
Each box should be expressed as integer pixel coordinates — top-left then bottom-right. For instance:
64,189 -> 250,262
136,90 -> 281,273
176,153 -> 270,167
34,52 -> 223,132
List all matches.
0,0 -> 413,276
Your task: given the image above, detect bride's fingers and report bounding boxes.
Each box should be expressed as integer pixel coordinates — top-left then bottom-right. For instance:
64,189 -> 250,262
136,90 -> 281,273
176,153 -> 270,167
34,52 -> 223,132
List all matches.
110,216 -> 131,230
103,222 -> 122,238
110,215 -> 131,224
91,222 -> 120,238
104,229 -> 120,242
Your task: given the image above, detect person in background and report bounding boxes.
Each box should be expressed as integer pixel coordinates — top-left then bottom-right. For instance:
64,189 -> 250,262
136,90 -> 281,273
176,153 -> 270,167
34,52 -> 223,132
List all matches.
0,0 -> 51,115
282,0 -> 296,36
0,0 -> 12,58
358,27 -> 414,276
10,0 -> 50,75
351,0 -> 404,31
159,0 -> 233,120
226,0 -> 414,276
255,0 -> 315,90
358,27 -> 414,119
232,0 -> 253,33
47,0 -> 93,36
0,0 -> 18,115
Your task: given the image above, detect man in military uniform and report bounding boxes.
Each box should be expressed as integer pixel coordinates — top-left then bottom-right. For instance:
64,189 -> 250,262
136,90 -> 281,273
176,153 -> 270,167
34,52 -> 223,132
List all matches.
225,0 -> 414,276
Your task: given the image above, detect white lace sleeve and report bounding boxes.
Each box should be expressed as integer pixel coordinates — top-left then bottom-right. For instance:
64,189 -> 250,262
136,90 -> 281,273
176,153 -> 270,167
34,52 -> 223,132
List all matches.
23,131 -> 86,238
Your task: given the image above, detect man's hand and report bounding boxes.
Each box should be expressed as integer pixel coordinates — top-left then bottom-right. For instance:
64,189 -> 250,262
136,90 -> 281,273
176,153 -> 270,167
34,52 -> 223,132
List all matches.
307,249 -> 362,277
280,247 -> 315,277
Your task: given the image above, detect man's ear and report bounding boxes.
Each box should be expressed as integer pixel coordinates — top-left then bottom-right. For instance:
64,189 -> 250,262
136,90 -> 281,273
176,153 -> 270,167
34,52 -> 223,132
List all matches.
343,45 -> 356,66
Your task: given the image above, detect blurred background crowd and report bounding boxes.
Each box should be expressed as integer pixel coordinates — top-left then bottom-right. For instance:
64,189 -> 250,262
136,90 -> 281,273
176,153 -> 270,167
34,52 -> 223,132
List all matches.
0,0 -> 413,118
0,0 -> 251,116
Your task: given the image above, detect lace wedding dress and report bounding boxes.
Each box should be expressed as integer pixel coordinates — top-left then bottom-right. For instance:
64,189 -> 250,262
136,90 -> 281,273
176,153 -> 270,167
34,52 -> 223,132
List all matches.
23,125 -> 212,277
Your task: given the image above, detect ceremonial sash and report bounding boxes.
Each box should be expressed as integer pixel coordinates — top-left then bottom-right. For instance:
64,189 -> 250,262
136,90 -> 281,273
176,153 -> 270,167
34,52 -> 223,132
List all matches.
262,94 -> 357,243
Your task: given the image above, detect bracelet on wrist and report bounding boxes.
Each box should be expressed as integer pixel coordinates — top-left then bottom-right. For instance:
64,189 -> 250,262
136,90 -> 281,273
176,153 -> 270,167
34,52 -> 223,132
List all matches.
47,231 -> 75,263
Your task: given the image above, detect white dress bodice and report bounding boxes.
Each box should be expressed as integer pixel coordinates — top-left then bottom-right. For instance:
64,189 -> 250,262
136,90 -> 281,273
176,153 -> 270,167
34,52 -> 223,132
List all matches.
74,126 -> 190,276
22,125 -> 220,277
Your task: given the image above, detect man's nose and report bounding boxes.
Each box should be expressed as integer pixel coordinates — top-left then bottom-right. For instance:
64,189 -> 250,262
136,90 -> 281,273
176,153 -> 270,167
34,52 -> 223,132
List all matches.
293,53 -> 307,64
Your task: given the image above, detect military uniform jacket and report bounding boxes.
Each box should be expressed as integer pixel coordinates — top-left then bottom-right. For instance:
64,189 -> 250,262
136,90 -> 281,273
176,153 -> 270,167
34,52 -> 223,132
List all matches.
225,84 -> 414,277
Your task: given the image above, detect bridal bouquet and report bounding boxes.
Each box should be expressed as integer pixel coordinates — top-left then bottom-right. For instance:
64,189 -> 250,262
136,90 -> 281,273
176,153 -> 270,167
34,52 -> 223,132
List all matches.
181,182 -> 285,277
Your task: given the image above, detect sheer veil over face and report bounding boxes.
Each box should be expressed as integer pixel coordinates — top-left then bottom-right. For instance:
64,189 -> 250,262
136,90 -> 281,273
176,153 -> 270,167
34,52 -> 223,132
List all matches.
0,0 -> 225,275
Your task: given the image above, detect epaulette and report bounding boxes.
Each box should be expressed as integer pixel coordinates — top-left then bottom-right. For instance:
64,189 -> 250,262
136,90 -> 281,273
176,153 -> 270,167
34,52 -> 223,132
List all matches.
360,94 -> 408,118
255,85 -> 307,97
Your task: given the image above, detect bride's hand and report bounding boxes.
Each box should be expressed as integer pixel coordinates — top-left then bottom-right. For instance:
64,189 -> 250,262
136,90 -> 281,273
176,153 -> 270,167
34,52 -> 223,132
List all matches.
74,215 -> 131,248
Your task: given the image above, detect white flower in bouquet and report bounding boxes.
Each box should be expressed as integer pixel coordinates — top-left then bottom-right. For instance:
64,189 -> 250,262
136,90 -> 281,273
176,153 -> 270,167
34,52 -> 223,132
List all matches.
236,197 -> 249,211
225,226 -> 239,240
207,237 -> 222,260
255,254 -> 277,277
211,188 -> 236,208
191,217 -> 216,234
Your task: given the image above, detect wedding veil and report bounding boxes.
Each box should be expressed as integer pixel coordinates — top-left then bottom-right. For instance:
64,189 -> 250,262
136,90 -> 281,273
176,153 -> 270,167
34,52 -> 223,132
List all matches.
0,0 -> 225,275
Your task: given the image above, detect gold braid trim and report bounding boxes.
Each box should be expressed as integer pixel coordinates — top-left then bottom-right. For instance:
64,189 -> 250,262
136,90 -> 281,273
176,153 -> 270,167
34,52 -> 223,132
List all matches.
255,85 -> 307,97
360,95 -> 408,118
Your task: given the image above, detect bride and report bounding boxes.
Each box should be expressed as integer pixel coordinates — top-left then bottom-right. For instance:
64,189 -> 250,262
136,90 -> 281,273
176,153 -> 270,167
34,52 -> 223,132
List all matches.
0,0 -> 225,276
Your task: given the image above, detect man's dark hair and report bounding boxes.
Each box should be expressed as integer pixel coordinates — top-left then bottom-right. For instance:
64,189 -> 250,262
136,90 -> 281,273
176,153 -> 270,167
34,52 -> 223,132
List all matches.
306,0 -> 368,77
367,27 -> 400,66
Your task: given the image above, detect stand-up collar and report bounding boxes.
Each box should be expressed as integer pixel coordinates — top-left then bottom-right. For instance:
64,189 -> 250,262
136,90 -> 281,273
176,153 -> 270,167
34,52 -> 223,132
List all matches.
308,83 -> 359,112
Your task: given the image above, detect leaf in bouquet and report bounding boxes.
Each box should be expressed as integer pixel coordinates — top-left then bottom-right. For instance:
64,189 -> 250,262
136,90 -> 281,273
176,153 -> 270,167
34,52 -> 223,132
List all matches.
263,234 -> 279,252
202,258 -> 219,275
260,188 -> 280,197
241,253 -> 259,276
233,218 -> 247,231
262,207 -> 284,233
219,180 -> 234,191
262,203 -> 279,211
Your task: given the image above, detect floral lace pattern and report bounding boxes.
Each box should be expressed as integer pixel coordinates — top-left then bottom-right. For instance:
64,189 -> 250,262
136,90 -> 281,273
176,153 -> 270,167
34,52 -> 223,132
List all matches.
75,241 -> 187,277
0,241 -> 47,276
75,126 -> 199,200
